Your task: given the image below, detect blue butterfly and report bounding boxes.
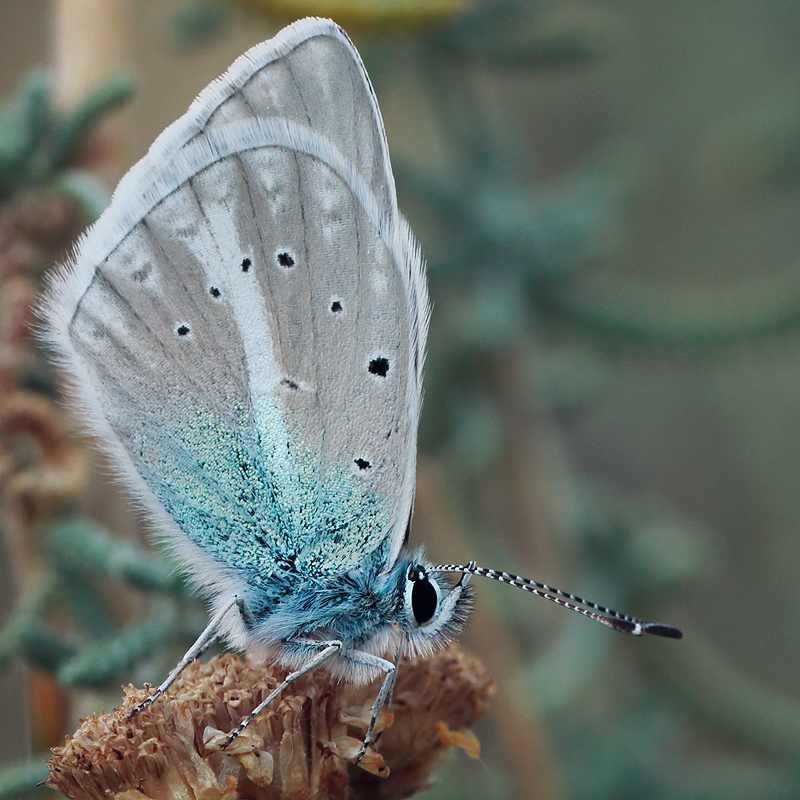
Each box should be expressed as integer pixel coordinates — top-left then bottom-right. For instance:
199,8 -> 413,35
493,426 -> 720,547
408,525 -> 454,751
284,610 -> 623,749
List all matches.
43,17 -> 680,761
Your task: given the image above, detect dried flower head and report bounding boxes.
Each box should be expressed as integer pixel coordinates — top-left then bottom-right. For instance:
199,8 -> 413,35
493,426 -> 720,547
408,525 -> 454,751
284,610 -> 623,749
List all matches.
48,644 -> 494,800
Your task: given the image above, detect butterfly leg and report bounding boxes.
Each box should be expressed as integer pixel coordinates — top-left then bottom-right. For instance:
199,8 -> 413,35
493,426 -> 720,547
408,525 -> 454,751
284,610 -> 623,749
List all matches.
223,639 -> 343,747
129,595 -> 244,717
344,650 -> 397,764
192,632 -> 221,660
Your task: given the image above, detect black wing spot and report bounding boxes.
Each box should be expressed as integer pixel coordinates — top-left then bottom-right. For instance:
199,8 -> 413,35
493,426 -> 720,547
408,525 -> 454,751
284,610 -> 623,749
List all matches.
354,458 -> 371,470
209,286 -> 221,298
330,300 -> 343,313
369,357 -> 389,377
281,378 -> 299,390
176,324 -> 190,337
241,258 -> 252,272
277,251 -> 295,268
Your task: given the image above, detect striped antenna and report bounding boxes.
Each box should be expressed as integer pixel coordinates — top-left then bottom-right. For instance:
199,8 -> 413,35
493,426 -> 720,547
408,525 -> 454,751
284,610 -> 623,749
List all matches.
431,563 -> 683,638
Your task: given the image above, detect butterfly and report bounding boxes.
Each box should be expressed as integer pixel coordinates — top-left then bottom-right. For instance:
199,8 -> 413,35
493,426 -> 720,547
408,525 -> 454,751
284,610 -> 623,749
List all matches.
43,17 -> 681,762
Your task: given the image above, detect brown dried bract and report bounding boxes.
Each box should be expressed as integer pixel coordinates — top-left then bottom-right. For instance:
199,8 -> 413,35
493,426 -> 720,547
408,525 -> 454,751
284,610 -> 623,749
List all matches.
48,644 -> 495,800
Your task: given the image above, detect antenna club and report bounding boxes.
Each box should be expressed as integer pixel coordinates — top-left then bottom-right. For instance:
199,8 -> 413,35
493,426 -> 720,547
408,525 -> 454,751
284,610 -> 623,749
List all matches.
644,622 -> 684,639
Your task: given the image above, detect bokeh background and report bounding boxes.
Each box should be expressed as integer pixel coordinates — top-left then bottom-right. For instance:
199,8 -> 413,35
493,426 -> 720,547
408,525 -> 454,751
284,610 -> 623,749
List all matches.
1,1 -> 799,799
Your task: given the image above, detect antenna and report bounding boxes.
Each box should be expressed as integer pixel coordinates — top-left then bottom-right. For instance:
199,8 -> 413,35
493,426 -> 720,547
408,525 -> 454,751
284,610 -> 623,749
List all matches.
431,563 -> 683,638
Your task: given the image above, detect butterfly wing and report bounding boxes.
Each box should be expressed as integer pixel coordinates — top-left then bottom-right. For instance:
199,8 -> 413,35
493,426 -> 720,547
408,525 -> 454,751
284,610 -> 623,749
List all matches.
43,19 -> 427,601
126,18 -> 400,226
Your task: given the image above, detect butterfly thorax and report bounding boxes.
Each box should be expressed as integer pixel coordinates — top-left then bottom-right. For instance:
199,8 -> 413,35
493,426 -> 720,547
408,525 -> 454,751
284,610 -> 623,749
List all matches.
220,550 -> 473,683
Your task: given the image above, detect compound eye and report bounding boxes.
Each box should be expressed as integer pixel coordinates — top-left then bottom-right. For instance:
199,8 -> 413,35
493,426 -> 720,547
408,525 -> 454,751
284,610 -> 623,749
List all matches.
411,575 -> 438,625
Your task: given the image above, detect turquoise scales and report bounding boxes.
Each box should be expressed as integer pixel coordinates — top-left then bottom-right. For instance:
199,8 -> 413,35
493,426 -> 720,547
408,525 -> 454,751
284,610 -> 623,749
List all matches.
43,17 -> 681,763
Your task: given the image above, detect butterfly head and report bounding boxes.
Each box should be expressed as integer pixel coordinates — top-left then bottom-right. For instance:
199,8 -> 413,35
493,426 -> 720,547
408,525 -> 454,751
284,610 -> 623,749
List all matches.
398,558 -> 474,658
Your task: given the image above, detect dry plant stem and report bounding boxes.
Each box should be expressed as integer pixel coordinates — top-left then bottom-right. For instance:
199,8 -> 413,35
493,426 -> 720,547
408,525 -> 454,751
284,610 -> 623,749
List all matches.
0,192 -> 90,750
415,458 -> 565,800
495,343 -> 566,575
52,0 -> 131,185
0,192 -> 89,574
53,0 -> 129,109
48,644 -> 494,800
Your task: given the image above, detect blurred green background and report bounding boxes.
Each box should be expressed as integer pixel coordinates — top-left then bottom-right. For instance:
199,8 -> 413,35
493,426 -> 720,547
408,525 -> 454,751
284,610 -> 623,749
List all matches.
1,1 -> 799,799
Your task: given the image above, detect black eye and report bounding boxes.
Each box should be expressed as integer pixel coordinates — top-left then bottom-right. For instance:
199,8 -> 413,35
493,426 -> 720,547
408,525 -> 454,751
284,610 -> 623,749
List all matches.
411,576 -> 438,625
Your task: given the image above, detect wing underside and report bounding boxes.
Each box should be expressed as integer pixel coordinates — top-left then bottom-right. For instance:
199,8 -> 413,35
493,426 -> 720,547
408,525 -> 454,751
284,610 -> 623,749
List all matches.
45,21 -> 428,589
